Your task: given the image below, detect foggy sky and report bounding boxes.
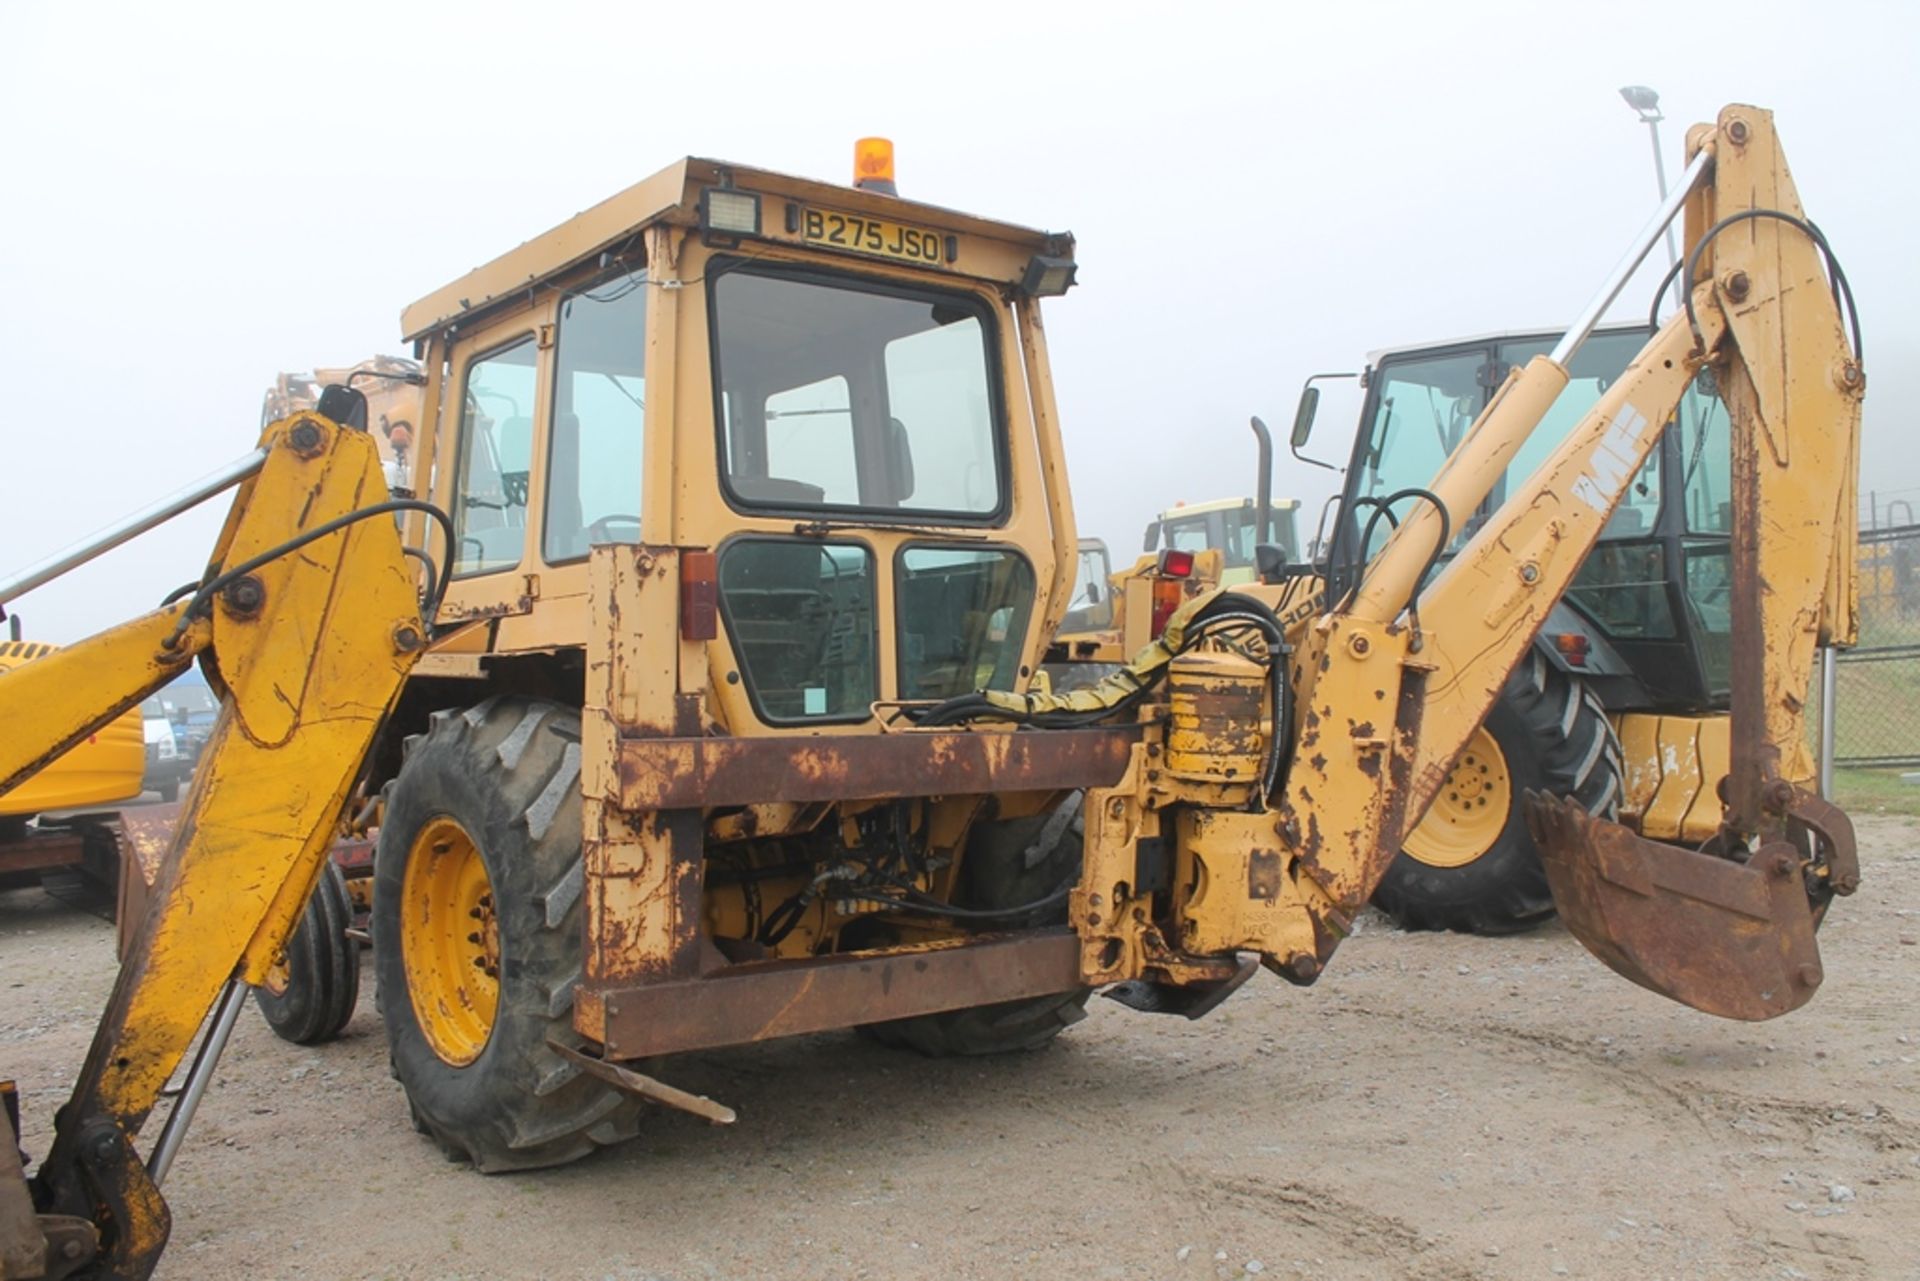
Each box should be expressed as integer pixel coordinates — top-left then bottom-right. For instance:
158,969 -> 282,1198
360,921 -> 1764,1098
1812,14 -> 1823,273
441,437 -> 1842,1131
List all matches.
3,0 -> 1913,643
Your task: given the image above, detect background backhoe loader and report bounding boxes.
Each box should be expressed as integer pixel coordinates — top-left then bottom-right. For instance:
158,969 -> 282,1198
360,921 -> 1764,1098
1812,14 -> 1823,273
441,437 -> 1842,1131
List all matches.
0,631 -> 144,909
0,107 -> 1860,1280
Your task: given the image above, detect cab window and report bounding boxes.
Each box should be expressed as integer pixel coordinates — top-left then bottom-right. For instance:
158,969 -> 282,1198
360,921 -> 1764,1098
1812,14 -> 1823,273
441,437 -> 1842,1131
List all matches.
1062,543 -> 1113,632
897,547 -> 1034,699
451,337 -> 536,577
713,264 -> 1004,520
1355,332 -> 1662,558
764,375 -> 857,503
1680,374 -> 1733,534
1499,331 -> 1661,538
1354,351 -> 1476,557
1164,518 -> 1213,553
546,270 -> 647,562
718,539 -> 877,722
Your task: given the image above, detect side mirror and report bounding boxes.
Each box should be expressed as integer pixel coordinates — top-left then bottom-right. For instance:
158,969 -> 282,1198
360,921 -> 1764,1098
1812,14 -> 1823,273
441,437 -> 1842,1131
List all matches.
887,417 -> 916,502
1290,386 -> 1320,449
1141,520 -> 1161,554
1288,372 -> 1356,473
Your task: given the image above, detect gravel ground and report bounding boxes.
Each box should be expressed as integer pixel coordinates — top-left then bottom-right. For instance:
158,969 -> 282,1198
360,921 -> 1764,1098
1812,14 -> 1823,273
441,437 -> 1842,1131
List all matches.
4,818 -> 1918,1281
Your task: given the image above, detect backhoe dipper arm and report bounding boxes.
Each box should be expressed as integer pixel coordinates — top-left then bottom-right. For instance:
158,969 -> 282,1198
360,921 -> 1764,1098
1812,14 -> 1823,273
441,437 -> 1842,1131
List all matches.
0,414 -> 427,1280
1201,106 -> 1859,1017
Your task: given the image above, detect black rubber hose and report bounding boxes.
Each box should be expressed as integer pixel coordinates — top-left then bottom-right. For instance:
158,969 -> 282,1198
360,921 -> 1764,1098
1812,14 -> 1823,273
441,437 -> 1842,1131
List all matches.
1680,209 -> 1860,362
166,499 -> 455,647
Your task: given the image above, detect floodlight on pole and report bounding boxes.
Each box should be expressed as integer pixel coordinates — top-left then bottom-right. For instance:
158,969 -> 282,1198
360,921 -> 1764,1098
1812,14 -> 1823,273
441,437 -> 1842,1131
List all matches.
1620,85 -> 1682,308
1619,84 -> 1663,122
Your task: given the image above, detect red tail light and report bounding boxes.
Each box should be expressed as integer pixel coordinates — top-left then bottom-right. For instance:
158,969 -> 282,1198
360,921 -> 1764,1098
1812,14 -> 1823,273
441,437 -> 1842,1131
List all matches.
1150,577 -> 1184,639
1553,632 -> 1590,667
681,550 -> 718,641
1157,549 -> 1195,578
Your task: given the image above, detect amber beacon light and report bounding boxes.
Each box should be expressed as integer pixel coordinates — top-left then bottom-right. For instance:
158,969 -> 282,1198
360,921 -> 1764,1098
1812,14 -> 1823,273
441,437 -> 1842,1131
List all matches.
853,137 -> 897,194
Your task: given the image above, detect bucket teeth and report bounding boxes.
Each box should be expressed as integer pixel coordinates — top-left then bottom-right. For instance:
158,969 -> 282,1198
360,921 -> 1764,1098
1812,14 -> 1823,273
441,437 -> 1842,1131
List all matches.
1524,791 -> 1826,1022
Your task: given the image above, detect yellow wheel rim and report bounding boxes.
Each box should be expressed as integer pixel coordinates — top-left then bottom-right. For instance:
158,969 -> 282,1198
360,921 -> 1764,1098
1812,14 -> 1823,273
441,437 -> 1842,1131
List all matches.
1403,726 -> 1512,869
401,816 -> 499,1066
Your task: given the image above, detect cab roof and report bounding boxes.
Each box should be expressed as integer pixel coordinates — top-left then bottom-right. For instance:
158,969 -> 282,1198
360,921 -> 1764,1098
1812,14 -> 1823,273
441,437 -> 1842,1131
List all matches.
1160,496 -> 1298,519
1362,321 -> 1650,373
402,156 -> 1074,343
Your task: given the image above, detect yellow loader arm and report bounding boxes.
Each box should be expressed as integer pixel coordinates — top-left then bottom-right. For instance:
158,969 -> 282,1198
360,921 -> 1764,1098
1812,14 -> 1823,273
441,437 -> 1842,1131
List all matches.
0,413 -> 427,1280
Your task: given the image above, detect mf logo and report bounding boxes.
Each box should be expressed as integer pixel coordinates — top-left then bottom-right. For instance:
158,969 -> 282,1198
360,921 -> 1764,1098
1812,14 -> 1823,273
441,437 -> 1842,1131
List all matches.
1571,403 -> 1651,514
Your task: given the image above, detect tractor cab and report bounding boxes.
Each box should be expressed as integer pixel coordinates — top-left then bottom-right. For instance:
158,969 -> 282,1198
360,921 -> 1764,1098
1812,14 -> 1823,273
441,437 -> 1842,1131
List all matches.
397,149 -> 1080,729
1143,496 -> 1301,585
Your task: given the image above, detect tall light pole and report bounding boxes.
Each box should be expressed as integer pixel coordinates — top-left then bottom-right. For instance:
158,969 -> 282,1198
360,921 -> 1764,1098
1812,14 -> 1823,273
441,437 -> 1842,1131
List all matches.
1620,85 -> 1682,308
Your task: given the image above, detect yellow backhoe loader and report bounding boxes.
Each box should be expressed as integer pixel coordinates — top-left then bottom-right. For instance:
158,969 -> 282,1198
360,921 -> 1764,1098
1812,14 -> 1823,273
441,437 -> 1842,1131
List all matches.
0,108 -> 1860,1279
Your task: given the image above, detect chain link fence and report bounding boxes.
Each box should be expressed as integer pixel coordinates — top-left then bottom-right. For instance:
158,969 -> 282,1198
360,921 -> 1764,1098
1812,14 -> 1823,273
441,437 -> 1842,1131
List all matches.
1811,517 -> 1920,770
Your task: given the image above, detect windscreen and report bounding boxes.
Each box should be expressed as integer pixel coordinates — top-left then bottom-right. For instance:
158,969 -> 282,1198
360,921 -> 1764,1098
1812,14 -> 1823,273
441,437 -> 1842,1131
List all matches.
1352,331 -> 1659,557
711,264 -> 1004,520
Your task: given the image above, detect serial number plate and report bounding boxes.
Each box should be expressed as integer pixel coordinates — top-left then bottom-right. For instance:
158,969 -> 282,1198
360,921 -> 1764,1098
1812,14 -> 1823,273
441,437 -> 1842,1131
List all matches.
799,208 -> 946,265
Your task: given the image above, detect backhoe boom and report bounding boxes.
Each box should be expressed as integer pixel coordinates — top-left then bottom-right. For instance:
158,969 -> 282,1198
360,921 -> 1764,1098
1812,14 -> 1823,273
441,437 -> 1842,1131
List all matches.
0,413 -> 425,1279
1233,105 -> 1859,1016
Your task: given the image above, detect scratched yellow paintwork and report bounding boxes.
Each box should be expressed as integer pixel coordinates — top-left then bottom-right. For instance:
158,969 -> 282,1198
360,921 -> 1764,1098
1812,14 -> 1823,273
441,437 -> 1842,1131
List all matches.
1703,106 -> 1862,786
1616,713 -> 1731,845
577,542 -> 704,1040
55,415 -> 422,1129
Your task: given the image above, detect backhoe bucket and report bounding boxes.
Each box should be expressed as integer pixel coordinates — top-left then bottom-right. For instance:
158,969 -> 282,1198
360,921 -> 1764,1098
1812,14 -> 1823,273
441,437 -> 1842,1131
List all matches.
1524,793 -> 1825,1021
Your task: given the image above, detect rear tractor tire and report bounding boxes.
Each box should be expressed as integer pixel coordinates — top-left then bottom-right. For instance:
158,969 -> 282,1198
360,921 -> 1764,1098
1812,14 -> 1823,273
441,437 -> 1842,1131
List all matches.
256,860 -> 360,1045
860,797 -> 1092,1057
1372,651 -> 1622,936
372,696 -> 643,1173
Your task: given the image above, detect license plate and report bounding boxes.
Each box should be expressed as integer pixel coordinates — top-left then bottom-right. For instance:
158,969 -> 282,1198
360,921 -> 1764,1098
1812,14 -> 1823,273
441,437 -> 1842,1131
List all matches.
798,207 -> 945,265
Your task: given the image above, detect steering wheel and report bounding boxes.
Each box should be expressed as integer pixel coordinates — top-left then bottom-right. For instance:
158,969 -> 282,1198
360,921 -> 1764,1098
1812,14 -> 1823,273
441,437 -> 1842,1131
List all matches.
587,514 -> 642,545
501,471 -> 530,507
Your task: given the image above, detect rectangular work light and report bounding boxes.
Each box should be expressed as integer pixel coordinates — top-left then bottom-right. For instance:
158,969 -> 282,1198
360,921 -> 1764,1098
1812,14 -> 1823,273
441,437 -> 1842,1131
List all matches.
1019,254 -> 1078,297
701,188 -> 762,238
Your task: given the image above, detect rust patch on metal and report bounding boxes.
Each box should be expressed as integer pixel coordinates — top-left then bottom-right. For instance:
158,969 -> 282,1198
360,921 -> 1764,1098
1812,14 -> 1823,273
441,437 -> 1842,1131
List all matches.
118,805 -> 183,891
1247,849 -> 1282,901
1528,791 -> 1826,1021
592,929 -> 1083,1059
435,595 -> 532,623
0,830 -> 89,878
547,1042 -> 735,1124
1781,785 -> 1860,899
663,811 -> 705,979
619,725 -> 1139,810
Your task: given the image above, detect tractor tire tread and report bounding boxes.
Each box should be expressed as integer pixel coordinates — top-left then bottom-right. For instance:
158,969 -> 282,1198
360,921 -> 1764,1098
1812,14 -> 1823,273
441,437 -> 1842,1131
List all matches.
374,696 -> 643,1174
255,861 -> 360,1045
1373,657 -> 1621,936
